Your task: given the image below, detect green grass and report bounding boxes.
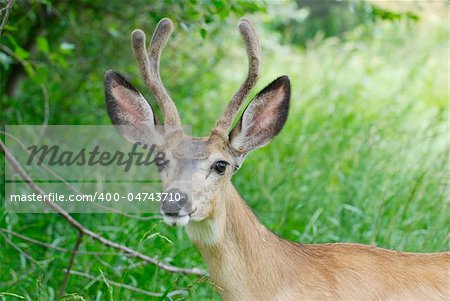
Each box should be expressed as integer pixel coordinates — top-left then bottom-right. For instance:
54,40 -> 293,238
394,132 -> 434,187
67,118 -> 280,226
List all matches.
1,14 -> 449,301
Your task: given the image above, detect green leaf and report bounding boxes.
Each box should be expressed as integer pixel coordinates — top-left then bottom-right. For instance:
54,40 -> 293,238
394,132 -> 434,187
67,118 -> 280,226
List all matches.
37,36 -> 49,54
200,28 -> 207,39
0,292 -> 25,299
107,25 -> 120,38
14,46 -> 29,60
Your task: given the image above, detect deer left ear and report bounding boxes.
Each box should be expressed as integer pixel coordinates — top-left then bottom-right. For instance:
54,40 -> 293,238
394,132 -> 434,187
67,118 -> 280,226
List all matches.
229,76 -> 290,155
105,70 -> 163,145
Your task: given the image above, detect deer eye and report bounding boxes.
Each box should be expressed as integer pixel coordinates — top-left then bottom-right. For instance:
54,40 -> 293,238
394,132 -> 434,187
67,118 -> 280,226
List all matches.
156,158 -> 165,166
212,160 -> 229,175
155,157 -> 169,171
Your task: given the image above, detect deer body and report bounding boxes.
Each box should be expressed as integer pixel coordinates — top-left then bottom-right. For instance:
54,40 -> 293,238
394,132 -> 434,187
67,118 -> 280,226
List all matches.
104,17 -> 450,301
187,183 -> 449,301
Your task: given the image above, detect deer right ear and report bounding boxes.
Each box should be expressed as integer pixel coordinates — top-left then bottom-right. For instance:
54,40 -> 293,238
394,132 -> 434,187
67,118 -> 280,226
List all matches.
229,76 -> 290,156
104,70 -> 162,144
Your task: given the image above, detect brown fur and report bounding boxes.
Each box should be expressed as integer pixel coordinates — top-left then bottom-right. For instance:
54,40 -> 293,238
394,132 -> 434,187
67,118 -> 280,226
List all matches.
188,182 -> 450,301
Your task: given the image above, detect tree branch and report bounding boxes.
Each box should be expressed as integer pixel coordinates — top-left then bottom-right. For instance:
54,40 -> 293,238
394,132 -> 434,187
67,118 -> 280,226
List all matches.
0,139 -> 206,276
59,231 -> 83,297
0,228 -> 129,256
0,0 -> 15,36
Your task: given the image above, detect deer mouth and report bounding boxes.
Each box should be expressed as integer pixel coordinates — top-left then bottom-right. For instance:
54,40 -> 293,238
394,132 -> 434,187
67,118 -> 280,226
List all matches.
162,207 -> 197,227
189,207 -> 198,217
162,214 -> 189,227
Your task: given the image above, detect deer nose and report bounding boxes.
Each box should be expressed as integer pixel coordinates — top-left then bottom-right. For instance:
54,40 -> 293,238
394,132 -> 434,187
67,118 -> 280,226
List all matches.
161,188 -> 188,216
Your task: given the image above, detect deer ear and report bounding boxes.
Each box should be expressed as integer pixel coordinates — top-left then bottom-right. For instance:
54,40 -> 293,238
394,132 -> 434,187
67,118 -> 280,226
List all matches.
229,76 -> 290,155
105,70 -> 162,144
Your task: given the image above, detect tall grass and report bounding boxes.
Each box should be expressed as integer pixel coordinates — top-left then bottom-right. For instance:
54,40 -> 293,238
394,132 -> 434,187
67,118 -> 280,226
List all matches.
230,19 -> 449,252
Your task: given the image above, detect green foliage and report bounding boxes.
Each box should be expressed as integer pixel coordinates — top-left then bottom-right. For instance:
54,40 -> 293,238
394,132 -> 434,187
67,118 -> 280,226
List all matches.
0,0 -> 265,125
1,0 -> 448,300
268,1 -> 420,47
371,5 -> 419,21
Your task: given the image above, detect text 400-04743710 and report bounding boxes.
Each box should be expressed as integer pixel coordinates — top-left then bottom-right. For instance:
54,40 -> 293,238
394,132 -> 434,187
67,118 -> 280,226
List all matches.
83,192 -> 183,202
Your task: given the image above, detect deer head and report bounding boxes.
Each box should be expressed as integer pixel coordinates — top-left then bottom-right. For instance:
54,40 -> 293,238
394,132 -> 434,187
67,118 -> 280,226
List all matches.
104,18 -> 290,227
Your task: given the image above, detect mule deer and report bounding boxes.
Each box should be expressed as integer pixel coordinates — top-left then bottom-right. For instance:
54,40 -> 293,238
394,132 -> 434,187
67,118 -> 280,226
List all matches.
104,18 -> 450,301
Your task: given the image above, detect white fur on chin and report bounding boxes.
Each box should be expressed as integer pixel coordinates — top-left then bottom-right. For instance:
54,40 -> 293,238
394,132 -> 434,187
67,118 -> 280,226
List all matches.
162,214 -> 190,227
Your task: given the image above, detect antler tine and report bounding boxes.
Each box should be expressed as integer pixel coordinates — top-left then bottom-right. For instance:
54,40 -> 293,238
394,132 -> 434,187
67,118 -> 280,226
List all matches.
131,18 -> 181,127
213,18 -> 261,136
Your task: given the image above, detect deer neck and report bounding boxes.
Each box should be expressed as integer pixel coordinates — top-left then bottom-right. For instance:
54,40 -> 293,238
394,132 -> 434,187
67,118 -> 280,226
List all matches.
186,183 -> 290,298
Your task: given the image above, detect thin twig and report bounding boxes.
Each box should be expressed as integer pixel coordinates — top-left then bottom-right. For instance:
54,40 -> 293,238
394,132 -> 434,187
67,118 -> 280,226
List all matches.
0,140 -> 206,276
0,228 -> 128,256
0,231 -> 41,267
59,231 -> 83,296
0,230 -> 48,289
0,44 -> 28,67
0,0 -> 15,36
116,261 -> 147,273
64,269 -> 187,298
37,84 -> 49,139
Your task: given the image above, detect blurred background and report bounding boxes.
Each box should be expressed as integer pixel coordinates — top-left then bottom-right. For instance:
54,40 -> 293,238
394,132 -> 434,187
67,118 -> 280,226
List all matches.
0,0 -> 448,300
